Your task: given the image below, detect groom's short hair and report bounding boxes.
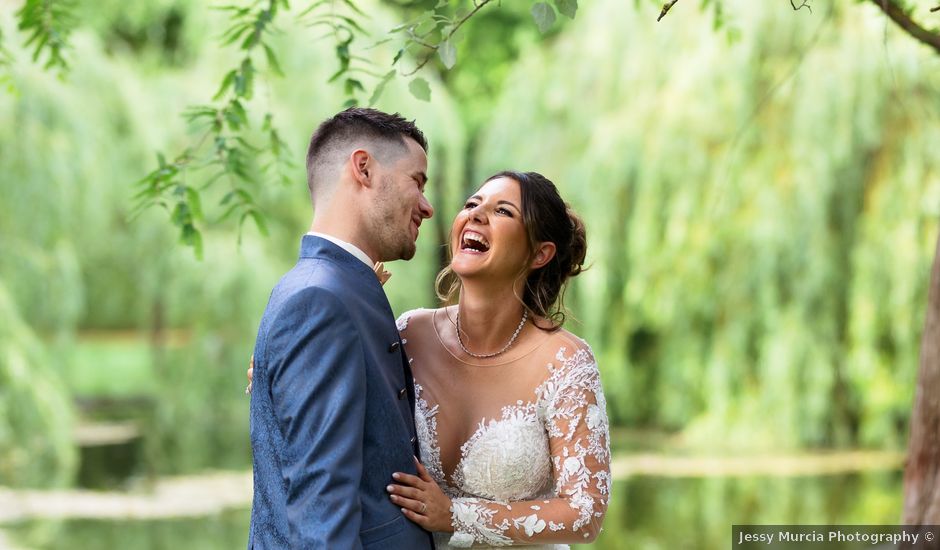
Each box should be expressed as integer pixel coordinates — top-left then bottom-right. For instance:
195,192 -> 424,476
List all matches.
306,108 -> 428,200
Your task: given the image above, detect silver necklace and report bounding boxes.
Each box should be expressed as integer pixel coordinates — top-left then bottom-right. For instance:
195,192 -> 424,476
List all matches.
455,308 -> 528,359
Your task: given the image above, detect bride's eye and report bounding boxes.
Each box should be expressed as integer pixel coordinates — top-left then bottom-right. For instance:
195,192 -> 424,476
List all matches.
463,201 -> 477,209
496,207 -> 512,217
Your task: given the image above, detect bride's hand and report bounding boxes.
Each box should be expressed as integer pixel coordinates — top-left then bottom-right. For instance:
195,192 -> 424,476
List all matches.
388,458 -> 453,532
245,355 -> 254,394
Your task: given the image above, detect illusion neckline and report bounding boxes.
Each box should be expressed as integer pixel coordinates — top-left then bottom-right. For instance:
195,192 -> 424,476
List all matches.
431,307 -> 550,367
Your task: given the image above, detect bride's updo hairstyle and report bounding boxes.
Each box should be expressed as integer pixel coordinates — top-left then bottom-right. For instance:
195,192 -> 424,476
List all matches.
436,170 -> 588,329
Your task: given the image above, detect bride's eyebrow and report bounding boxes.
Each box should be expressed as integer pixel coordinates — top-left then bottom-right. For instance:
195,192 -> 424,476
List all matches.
497,200 -> 520,212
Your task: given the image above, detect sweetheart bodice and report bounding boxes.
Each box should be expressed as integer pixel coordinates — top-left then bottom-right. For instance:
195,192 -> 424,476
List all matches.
399,308 -> 611,549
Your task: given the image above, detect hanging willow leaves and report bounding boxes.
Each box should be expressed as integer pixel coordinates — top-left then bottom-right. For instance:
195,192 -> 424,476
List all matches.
5,0 -> 583,257
15,0 -> 75,72
133,0 -> 293,252
477,0 -> 940,449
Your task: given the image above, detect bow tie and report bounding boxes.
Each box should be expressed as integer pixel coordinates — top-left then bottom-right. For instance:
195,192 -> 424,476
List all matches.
373,262 -> 391,286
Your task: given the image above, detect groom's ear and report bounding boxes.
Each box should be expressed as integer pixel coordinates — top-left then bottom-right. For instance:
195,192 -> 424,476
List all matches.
530,242 -> 556,270
350,149 -> 374,188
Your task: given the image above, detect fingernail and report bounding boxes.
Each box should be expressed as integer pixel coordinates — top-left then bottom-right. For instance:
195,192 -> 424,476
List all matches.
386,485 -> 393,492
392,473 -> 401,479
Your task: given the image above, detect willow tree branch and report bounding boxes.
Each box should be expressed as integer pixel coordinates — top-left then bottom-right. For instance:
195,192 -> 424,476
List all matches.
790,0 -> 812,12
869,0 -> 940,54
402,0 -> 493,77
657,0 -> 680,22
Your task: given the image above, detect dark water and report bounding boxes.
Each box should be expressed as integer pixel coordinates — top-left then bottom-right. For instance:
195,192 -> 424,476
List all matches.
7,470 -> 902,550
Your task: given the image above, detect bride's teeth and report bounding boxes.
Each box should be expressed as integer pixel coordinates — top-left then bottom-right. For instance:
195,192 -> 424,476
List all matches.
464,232 -> 488,247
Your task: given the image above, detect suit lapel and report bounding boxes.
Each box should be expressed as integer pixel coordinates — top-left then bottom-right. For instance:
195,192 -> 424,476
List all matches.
300,234 -> 420,429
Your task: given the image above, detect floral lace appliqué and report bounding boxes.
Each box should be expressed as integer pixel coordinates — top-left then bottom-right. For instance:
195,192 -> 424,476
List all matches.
428,343 -> 610,548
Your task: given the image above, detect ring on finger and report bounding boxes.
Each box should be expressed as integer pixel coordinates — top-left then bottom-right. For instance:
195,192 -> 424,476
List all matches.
420,502 -> 427,514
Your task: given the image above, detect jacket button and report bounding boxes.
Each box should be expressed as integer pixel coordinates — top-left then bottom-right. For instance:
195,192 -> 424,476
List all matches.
398,388 -> 407,400
410,436 -> 417,445
388,341 -> 400,353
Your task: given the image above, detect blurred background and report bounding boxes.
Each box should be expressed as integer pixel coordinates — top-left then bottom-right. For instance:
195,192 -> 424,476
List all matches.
1,0 -> 939,548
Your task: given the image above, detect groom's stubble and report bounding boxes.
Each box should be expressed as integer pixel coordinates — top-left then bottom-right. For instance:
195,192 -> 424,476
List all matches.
368,173 -> 419,262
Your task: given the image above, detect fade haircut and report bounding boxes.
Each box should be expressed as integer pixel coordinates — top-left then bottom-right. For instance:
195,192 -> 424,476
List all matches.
305,107 -> 428,200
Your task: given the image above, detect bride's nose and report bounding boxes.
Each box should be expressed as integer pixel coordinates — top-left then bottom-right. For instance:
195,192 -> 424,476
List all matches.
469,204 -> 487,224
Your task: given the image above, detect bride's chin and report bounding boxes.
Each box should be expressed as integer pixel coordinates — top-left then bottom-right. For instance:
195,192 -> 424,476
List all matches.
450,257 -> 485,277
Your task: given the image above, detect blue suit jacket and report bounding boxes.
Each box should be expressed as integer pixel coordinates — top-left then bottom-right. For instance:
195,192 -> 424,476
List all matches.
248,235 -> 433,549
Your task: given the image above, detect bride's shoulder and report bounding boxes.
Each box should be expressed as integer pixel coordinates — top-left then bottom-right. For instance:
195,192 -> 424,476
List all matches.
541,327 -> 597,369
544,326 -> 594,354
395,307 -> 439,334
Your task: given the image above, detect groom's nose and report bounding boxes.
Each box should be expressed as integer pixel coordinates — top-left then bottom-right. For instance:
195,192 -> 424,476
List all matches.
418,194 -> 433,219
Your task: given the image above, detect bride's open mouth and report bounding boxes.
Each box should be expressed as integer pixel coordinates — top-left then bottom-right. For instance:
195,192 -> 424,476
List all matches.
459,230 -> 490,255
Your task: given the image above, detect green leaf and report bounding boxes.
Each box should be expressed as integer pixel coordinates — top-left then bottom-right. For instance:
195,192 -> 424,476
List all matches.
344,78 -> 365,95
336,15 -> 366,35
408,77 -> 431,102
554,0 -> 578,19
298,0 -> 331,17
181,223 -> 204,260
415,14 -> 437,36
171,202 -> 191,226
222,23 -> 251,46
531,2 -> 556,33
438,40 -> 456,70
185,187 -> 204,221
392,48 -> 405,66
225,110 -> 243,131
341,0 -> 366,17
244,210 -> 269,236
234,59 -> 255,99
214,70 -> 237,101
369,70 -> 396,106
366,37 -> 393,49
230,99 -> 248,126
263,43 -> 284,76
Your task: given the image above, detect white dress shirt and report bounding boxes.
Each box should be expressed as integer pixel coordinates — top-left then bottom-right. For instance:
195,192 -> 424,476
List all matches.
306,232 -> 373,268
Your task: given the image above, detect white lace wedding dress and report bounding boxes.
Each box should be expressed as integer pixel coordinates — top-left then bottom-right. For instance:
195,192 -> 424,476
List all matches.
397,309 -> 612,549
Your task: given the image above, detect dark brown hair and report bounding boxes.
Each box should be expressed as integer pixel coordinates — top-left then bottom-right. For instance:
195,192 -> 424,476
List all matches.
306,107 -> 427,194
436,171 -> 587,328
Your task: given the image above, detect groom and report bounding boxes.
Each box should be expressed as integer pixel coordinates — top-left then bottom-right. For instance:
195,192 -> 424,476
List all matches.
248,108 -> 434,549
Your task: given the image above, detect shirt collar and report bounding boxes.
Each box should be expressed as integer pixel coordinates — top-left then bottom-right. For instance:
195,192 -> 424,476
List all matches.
306,232 -> 373,268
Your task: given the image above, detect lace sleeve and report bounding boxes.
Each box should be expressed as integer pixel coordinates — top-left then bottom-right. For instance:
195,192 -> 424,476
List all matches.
447,344 -> 612,547
395,308 -> 422,334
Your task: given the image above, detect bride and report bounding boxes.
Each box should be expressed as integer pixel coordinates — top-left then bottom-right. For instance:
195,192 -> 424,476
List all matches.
251,171 -> 610,548
387,170 -> 609,548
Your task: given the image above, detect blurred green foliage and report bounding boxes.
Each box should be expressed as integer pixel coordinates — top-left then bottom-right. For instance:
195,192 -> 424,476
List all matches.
0,0 -> 939,491
476,0 -> 940,449
0,282 -> 75,488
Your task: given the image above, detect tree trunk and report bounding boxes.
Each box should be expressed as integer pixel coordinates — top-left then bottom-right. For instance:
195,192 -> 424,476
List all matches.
903,231 -> 940,524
